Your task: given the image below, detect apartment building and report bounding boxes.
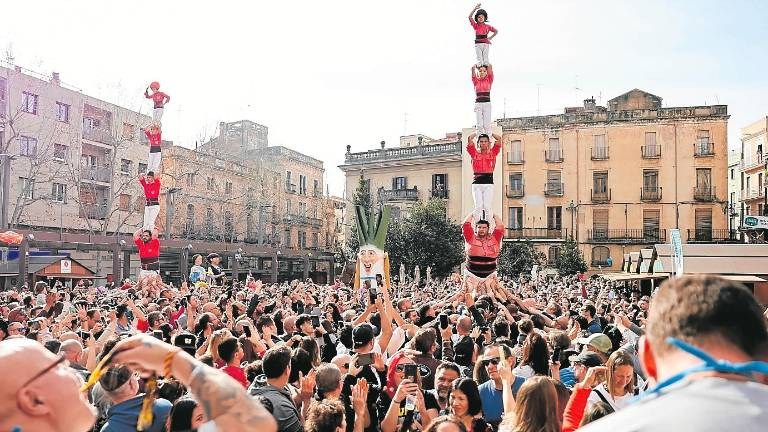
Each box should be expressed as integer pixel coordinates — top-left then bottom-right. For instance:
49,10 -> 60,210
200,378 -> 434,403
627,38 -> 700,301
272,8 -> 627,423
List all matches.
739,116 -> 767,217
727,151 -> 741,232
197,120 -> 269,159
0,64 -> 150,235
499,89 -> 734,270
339,133 -> 464,225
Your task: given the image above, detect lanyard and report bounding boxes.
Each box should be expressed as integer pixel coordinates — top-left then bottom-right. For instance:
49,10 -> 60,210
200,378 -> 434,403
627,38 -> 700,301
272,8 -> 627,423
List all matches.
642,337 -> 768,398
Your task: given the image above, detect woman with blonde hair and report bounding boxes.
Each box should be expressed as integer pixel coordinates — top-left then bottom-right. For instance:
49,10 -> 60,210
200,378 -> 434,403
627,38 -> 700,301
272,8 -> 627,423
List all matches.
206,328 -> 233,368
587,350 -> 637,411
498,376 -> 560,432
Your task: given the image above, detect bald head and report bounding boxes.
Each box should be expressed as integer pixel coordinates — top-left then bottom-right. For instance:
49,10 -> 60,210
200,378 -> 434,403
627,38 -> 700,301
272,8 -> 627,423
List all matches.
457,316 -> 473,334
0,339 -> 95,432
283,316 -> 297,334
60,339 -> 83,363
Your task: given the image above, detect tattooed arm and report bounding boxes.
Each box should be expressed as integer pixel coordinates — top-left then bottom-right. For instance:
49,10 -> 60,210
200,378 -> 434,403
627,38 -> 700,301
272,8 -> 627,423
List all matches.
112,334 -> 277,432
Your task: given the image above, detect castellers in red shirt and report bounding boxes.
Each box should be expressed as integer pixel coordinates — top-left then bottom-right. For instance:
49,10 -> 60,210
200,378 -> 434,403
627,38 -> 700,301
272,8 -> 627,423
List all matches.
467,132 -> 501,175
139,172 -> 161,202
134,227 -> 160,262
469,5 -> 498,44
472,64 -> 494,102
144,81 -> 170,109
144,124 -> 162,148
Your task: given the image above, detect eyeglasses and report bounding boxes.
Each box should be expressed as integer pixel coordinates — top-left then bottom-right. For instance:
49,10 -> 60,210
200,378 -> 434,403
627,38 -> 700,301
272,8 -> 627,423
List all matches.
395,364 -> 413,373
19,356 -> 67,390
483,357 -> 500,366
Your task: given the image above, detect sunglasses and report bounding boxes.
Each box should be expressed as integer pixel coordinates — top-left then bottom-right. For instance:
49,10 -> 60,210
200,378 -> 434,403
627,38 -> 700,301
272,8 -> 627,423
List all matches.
483,357 -> 500,366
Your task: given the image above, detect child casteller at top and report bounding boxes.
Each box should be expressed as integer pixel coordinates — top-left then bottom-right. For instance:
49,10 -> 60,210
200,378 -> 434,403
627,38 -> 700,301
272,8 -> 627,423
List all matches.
469,3 -> 498,66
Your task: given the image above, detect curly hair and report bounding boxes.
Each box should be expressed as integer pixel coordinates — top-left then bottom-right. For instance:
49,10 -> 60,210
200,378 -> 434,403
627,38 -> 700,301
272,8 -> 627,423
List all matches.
304,399 -> 345,432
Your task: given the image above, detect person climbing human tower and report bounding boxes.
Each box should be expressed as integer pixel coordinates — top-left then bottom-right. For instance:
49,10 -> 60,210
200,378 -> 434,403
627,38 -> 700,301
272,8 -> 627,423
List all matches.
467,131 -> 501,222
145,123 -> 162,173
469,4 -> 497,67
144,81 -> 170,123
139,171 -> 161,230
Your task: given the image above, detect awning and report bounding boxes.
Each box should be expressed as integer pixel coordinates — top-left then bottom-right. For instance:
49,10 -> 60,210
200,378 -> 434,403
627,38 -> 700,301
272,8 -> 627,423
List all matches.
718,275 -> 766,283
599,272 -> 669,282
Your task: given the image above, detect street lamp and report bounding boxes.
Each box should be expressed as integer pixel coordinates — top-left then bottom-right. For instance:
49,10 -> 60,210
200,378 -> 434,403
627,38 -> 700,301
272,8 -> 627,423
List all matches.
567,200 -> 577,239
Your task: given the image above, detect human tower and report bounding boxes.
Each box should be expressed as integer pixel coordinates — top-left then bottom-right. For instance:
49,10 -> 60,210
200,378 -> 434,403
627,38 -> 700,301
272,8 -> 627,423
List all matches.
463,4 -> 505,296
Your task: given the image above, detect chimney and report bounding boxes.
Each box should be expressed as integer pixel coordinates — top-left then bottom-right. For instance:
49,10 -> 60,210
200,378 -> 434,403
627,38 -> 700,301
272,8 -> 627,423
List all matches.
417,136 -> 423,145
583,97 -> 596,111
346,144 -> 351,153
380,140 -> 385,149
51,72 -> 61,86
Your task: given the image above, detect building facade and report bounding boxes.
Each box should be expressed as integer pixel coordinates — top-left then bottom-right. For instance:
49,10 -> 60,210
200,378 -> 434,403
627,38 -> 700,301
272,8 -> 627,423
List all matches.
739,116 -> 767,217
499,89 -> 734,270
197,120 -> 268,159
727,151 -> 741,233
339,133 -> 464,227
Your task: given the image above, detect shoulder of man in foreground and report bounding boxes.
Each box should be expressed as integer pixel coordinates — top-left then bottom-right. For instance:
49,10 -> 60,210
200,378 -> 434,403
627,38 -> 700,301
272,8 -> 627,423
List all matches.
580,377 -> 768,432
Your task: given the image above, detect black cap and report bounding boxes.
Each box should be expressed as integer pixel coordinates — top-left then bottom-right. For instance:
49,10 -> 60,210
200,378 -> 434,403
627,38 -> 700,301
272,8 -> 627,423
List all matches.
568,351 -> 603,368
352,324 -> 375,349
100,365 -> 133,392
174,333 -> 197,356
207,253 -> 220,260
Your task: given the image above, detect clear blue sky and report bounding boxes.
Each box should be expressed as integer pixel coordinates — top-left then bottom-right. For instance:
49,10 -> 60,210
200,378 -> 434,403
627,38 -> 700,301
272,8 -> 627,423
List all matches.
3,0 -> 767,195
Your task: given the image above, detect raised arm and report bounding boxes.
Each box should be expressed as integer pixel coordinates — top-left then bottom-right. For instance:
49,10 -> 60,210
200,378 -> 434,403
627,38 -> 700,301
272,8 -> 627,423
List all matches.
133,228 -> 143,241
468,3 -> 481,22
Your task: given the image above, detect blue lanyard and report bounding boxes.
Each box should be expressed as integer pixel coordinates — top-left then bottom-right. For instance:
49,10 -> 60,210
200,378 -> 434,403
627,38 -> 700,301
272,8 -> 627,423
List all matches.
642,337 -> 768,398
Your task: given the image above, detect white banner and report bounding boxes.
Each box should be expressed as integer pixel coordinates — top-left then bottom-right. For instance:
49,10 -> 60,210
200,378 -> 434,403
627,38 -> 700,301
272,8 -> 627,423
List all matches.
60,259 -> 72,274
670,229 -> 684,277
743,215 -> 768,229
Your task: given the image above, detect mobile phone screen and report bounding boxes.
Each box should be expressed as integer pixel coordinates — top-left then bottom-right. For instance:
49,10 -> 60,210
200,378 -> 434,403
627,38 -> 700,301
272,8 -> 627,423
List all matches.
439,314 -> 449,329
357,353 -> 374,367
243,326 -> 252,338
404,364 -> 418,381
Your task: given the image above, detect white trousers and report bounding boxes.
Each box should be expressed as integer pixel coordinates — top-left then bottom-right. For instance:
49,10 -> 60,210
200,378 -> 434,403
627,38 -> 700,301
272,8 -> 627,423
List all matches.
147,151 -> 162,173
475,102 -> 492,136
472,183 -> 494,222
475,43 -> 490,66
138,269 -> 159,282
144,204 -> 160,230
153,108 -> 164,122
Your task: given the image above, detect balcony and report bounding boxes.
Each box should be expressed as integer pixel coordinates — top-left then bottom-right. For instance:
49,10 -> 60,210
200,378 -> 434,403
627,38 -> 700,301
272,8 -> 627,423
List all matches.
507,151 -> 525,164
344,141 -> 461,165
687,229 -> 739,243
641,145 -> 661,159
308,217 -> 323,228
694,142 -> 715,157
641,187 -> 662,202
80,204 -> 108,220
741,156 -> 765,171
285,183 -> 297,194
283,214 -> 309,225
591,189 -> 611,203
81,166 -> 112,183
82,127 -> 114,146
591,146 -> 609,160
544,149 -> 564,163
544,182 -> 564,196
588,229 -> 666,243
506,185 -> 524,198
506,228 -> 568,240
313,188 -> 323,198
431,188 -> 449,199
379,187 -> 419,202
693,186 -> 716,202
742,188 -> 765,201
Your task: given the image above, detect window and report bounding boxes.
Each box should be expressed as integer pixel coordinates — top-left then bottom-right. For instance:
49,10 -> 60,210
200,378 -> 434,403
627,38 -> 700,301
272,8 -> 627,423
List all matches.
545,170 -> 562,195
298,231 -> 307,248
548,246 -> 561,265
206,177 -> 214,191
186,204 -> 195,232
643,132 -> 660,157
392,177 -> 407,190
119,194 -> 131,211
284,229 -> 291,247
547,206 -> 562,230
225,181 -> 233,194
19,136 -> 37,156
696,168 -> 712,191
122,123 -> 135,140
592,134 -> 608,159
432,173 -> 447,191
186,173 -> 196,186
730,168 -> 734,180
299,175 -> 307,195
51,183 -> 67,202
19,177 -> 34,199
56,102 -> 70,123
592,209 -> 609,238
224,211 -> 234,235
759,173 -> 764,192
508,207 -> 523,229
509,140 -> 523,163
643,209 -> 661,241
546,138 -> 562,161
697,130 -> 710,145
138,163 -> 147,174
83,154 -> 97,168
205,208 -> 214,230
593,171 -> 608,194
53,144 -> 67,161
508,172 -> 523,197
312,232 -> 319,248
134,196 -> 145,212
285,171 -> 293,192
592,246 -> 610,266
643,170 -> 659,190
299,202 -> 307,216
286,199 -> 292,215
313,179 -> 321,196
0,77 -> 7,117
83,117 -> 100,130
695,208 -> 713,241
21,92 -> 38,114
120,159 -> 132,175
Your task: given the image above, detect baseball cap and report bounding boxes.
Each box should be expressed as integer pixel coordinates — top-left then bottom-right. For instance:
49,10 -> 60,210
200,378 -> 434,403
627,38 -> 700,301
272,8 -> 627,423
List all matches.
99,364 -> 133,392
568,351 -> 603,368
174,333 -> 197,356
352,324 -> 375,349
576,333 -> 613,354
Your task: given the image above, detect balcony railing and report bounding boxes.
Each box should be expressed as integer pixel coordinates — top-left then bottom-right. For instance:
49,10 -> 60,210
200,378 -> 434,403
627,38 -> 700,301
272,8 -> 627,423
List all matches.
591,146 -> 609,160
591,189 -> 611,202
379,187 -> 419,202
80,204 -> 108,220
507,151 -> 525,164
588,229 -> 666,243
81,166 -> 112,183
694,142 -> 714,157
285,183 -> 297,194
308,217 -> 323,228
742,188 -> 765,200
641,145 -> 661,159
344,141 -> 461,164
741,156 -> 765,171
82,127 -> 114,145
506,185 -> 524,198
506,228 -> 568,240
641,187 -> 662,202
544,149 -> 564,162
687,229 -> 739,243
431,188 -> 449,199
544,182 -> 564,196
693,186 -> 716,202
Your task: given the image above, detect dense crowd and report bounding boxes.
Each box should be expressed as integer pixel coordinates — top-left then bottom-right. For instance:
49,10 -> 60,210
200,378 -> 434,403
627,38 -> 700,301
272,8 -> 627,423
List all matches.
1,259 -> 767,432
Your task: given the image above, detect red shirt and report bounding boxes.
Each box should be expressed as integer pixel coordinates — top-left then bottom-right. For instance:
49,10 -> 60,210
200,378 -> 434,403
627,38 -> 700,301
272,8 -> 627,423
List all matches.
140,178 -> 161,200
135,237 -> 160,259
467,141 -> 500,174
463,221 -> 504,258
221,365 -> 248,388
145,90 -> 170,108
472,69 -> 494,95
145,129 -> 162,147
470,20 -> 497,44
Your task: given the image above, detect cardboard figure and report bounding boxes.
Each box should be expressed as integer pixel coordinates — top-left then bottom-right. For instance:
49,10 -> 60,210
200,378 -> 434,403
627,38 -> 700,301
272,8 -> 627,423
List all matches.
353,205 -> 392,293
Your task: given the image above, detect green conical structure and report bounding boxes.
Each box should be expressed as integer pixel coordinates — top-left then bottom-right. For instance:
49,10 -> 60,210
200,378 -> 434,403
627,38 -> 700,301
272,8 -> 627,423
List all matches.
354,205 -> 391,250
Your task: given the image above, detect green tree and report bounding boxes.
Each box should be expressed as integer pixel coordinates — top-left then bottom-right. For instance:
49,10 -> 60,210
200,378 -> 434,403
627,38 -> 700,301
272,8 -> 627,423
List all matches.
497,240 -> 545,277
344,176 -> 373,260
385,199 -> 464,279
555,236 -> 588,275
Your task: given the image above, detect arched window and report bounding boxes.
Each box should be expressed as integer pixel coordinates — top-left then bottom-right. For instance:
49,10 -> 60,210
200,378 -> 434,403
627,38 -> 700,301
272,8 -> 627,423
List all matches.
548,246 -> 561,265
592,246 -> 611,266
185,204 -> 195,234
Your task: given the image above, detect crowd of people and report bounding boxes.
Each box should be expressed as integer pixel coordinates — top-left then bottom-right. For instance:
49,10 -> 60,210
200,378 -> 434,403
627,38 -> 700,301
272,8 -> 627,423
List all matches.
1,262 -> 767,432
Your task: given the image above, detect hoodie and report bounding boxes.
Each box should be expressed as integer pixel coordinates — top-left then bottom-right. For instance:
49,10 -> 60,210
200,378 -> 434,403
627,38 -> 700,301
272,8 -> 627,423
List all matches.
101,395 -> 172,432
